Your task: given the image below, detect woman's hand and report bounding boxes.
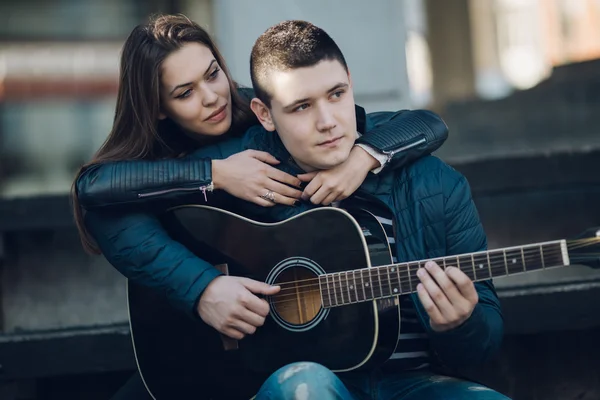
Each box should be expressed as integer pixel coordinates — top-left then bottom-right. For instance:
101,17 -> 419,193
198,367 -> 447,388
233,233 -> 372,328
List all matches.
212,150 -> 303,207
298,145 -> 380,205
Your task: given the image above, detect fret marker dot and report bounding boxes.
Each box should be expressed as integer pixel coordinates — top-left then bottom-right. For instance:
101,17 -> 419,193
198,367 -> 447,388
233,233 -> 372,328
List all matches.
512,259 -> 516,264
365,283 -> 369,287
391,268 -> 395,272
479,264 -> 484,269
350,285 -> 354,289
393,288 -> 398,293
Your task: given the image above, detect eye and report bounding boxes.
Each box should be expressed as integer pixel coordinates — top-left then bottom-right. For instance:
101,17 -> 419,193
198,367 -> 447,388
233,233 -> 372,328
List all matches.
293,103 -> 310,112
331,90 -> 345,99
208,67 -> 221,80
176,89 -> 193,99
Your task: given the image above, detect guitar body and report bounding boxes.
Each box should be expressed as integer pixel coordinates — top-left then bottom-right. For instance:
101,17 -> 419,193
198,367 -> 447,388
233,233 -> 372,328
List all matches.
128,206 -> 400,399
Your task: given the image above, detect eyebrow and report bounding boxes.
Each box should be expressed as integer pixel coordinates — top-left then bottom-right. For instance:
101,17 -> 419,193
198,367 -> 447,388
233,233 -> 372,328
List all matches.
282,82 -> 349,111
169,59 -> 218,95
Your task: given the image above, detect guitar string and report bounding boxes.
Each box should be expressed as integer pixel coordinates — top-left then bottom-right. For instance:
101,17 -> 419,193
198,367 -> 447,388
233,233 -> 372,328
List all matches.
269,238 -> 599,290
269,248 -> 598,302
268,260 -> 567,306
267,252 -> 567,305
272,248 -> 568,297
269,241 -> 595,294
267,247 -> 599,305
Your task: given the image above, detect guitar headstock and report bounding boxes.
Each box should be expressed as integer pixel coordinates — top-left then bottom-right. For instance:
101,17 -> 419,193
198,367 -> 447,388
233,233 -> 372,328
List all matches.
569,227 -> 600,269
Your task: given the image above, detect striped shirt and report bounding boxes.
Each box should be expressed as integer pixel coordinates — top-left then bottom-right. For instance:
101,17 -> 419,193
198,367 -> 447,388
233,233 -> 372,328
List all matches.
358,202 -> 431,371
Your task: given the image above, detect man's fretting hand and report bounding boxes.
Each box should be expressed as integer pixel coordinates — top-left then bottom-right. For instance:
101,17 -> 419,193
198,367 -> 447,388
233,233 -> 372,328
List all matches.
416,261 -> 478,332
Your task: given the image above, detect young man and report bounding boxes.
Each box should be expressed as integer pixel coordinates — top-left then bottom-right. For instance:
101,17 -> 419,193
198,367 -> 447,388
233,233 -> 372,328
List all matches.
78,20 -> 503,400
221,20 -> 506,399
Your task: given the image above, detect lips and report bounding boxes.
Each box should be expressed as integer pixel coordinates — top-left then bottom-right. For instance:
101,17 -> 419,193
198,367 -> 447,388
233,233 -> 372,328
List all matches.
317,136 -> 343,146
205,104 -> 227,121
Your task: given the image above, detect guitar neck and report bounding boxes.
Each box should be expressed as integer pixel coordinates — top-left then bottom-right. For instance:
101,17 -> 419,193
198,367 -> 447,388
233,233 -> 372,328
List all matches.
319,239 -> 570,308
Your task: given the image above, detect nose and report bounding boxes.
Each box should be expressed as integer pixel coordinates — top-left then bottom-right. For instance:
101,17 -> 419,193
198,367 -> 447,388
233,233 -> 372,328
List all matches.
315,103 -> 336,133
200,85 -> 219,107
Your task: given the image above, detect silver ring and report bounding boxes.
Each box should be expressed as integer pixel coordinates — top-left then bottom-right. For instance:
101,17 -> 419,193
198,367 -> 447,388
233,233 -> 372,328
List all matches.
260,190 -> 276,203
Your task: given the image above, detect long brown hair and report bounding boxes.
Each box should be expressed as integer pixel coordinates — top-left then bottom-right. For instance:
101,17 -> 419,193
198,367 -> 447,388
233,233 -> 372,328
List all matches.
72,14 -> 255,254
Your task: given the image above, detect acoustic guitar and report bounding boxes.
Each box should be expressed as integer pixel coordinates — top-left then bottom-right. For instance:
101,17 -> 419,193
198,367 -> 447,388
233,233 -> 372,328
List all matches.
126,205 -> 600,399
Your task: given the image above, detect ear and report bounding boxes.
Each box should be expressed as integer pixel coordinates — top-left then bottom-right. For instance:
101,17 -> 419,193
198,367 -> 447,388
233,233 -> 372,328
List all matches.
250,98 -> 276,132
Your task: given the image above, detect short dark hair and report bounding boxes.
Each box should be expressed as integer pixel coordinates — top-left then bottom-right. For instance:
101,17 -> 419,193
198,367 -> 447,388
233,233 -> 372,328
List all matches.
250,20 -> 348,107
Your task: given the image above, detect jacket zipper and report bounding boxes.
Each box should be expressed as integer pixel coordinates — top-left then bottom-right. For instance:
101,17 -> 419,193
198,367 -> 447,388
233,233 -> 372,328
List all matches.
382,137 -> 427,164
138,182 -> 214,201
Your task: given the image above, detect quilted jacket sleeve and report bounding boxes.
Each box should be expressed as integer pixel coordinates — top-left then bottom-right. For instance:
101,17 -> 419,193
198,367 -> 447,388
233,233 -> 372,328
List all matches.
85,209 -> 222,318
426,166 -> 504,369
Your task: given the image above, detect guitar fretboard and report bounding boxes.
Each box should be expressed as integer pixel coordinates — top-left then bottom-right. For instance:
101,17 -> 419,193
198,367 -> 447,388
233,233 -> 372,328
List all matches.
318,240 -> 569,308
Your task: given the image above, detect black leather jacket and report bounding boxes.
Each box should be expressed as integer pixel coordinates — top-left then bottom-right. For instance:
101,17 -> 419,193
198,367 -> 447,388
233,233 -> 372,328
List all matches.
76,105 -> 449,210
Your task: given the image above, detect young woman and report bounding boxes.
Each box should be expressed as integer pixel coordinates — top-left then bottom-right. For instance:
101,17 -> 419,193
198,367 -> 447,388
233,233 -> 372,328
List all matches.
72,14 -> 449,399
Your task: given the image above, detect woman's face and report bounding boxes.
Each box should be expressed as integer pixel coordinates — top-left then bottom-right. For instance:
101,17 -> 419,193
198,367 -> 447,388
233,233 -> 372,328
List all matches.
159,42 -> 233,137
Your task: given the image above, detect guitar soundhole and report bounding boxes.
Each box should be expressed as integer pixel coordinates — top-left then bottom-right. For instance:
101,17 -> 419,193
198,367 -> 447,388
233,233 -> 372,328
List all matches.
270,266 -> 322,326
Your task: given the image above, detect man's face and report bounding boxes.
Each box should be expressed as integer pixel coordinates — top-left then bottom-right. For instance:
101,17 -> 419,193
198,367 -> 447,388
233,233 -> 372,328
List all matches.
254,60 -> 357,172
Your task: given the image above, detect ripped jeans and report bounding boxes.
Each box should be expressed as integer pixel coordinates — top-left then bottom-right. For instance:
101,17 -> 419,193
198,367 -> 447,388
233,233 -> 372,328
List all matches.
254,362 -> 511,400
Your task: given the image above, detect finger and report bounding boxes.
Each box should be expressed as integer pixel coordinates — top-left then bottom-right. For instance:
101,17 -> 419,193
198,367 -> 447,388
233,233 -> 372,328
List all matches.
231,319 -> 259,335
416,267 -> 455,317
416,283 -> 443,323
247,150 -> 280,165
297,171 -> 318,182
333,191 -> 350,202
271,192 -> 301,206
266,180 -> 303,200
240,277 -> 281,296
424,261 -> 463,304
241,294 -> 271,318
446,267 -> 479,303
301,176 -> 322,201
266,167 -> 302,187
250,196 -> 276,207
223,327 -> 245,340
255,188 -> 297,206
238,308 -> 267,328
320,191 -> 339,206
310,185 -> 338,205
